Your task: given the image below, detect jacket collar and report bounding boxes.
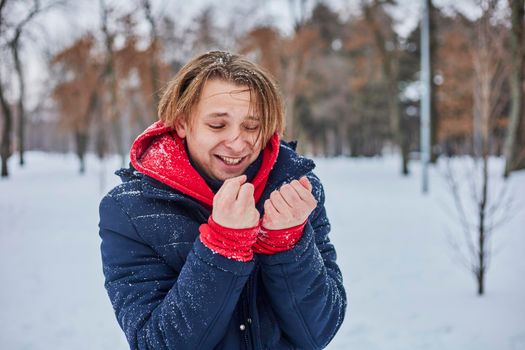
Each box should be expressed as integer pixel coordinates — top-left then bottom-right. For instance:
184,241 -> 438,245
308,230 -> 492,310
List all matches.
265,141 -> 315,193
118,140 -> 315,208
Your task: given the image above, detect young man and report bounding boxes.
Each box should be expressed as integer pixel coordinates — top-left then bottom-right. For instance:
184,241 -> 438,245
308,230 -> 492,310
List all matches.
99,51 -> 346,349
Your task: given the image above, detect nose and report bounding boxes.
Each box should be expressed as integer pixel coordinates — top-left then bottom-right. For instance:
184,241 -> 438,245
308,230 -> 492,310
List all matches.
224,128 -> 247,152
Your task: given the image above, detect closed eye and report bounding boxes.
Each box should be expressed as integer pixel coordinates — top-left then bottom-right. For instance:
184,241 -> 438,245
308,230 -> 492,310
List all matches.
243,124 -> 260,131
208,124 -> 225,130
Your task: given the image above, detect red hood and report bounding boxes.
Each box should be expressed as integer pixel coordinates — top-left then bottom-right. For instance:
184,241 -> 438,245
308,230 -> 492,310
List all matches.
130,121 -> 280,208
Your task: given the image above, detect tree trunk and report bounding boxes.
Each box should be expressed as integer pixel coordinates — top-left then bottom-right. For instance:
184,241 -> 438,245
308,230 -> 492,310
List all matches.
12,39 -> 26,166
476,268 -> 484,295
0,1 -> 9,177
429,0 -> 440,163
283,56 -> 299,141
388,77 -> 409,175
149,43 -> 160,120
101,0 -> 124,166
503,0 -> 524,177
7,0 -> 43,167
0,81 -> 12,178
96,121 -> 108,161
104,62 -> 122,163
517,111 -> 525,170
477,153 -> 488,296
472,8 -> 493,295
349,126 -> 360,157
363,2 -> 409,175
401,115 -> 410,175
75,130 -> 88,174
321,126 -> 329,156
142,0 -> 160,120
334,123 -> 344,156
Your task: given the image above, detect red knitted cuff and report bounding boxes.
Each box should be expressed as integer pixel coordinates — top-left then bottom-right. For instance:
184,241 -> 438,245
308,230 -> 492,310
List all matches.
199,216 -> 259,262
252,220 -> 307,255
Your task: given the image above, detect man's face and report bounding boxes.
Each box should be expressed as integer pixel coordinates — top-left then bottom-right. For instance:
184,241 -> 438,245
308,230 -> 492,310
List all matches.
175,79 -> 263,181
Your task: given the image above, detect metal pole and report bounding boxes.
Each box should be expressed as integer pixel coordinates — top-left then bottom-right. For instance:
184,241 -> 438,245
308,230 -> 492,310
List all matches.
421,0 -> 431,194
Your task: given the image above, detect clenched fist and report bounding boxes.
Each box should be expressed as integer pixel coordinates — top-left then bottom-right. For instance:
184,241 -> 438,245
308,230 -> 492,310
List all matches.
212,175 -> 260,229
262,176 -> 317,230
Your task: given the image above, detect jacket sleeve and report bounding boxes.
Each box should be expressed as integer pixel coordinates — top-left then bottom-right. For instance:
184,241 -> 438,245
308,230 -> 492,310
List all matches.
99,195 -> 253,349
257,172 -> 347,349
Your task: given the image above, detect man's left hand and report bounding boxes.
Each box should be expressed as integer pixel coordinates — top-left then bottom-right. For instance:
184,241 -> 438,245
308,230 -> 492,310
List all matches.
261,176 -> 317,230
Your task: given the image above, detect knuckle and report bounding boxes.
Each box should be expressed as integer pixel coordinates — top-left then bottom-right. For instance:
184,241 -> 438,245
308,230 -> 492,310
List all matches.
213,196 -> 223,206
292,182 -> 302,192
279,185 -> 288,193
282,184 -> 292,192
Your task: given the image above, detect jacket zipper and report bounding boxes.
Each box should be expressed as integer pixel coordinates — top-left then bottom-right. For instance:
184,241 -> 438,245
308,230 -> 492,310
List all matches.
242,273 -> 255,350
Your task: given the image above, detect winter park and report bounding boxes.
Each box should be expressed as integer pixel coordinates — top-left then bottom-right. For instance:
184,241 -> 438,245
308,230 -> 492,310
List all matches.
1,1 -> 525,350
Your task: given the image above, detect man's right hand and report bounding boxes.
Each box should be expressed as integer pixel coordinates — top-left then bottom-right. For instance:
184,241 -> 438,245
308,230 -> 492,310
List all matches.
212,175 -> 260,229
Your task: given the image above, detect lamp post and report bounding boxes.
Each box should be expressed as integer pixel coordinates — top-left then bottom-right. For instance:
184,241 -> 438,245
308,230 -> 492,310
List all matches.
421,0 -> 431,193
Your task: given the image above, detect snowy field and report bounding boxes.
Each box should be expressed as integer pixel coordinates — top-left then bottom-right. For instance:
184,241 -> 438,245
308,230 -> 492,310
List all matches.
0,152 -> 524,350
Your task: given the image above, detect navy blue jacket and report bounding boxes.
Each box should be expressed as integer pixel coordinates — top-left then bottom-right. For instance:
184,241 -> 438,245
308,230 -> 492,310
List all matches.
99,141 -> 346,349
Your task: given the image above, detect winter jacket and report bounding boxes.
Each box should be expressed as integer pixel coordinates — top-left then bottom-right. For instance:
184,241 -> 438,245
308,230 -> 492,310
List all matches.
98,123 -> 347,350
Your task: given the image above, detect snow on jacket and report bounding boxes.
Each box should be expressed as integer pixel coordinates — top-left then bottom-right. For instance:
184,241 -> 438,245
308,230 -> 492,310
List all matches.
98,122 -> 347,350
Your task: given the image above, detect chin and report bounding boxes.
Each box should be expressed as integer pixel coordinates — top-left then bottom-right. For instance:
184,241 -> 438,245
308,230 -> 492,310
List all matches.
213,167 -> 248,181
215,172 -> 243,181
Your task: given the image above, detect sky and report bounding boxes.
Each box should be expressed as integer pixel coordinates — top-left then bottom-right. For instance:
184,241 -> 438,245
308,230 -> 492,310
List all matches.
3,0 -> 484,110
38,0 -> 481,43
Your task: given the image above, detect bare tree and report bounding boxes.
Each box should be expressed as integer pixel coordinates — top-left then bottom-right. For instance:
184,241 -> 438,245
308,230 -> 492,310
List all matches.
444,0 -> 512,296
0,0 -> 15,177
503,0 -> 524,176
7,0 -> 41,167
428,0 -> 441,163
140,0 -> 161,119
0,0 -> 39,175
99,0 -> 124,167
282,0 -> 312,143
50,34 -> 102,174
0,0 -> 11,177
362,0 -> 410,175
0,0 -> 62,174
0,73 -> 13,178
443,156 -> 514,296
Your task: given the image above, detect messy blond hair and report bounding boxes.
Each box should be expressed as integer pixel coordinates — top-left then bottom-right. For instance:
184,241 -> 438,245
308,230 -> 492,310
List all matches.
158,51 -> 285,149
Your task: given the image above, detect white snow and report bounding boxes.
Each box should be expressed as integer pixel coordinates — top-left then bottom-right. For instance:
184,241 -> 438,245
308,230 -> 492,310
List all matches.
0,152 -> 524,350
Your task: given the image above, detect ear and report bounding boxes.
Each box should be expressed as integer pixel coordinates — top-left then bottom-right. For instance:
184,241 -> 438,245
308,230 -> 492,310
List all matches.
174,117 -> 187,139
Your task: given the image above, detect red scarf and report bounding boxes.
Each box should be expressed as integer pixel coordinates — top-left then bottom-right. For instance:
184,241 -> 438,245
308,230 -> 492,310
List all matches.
130,121 -> 280,208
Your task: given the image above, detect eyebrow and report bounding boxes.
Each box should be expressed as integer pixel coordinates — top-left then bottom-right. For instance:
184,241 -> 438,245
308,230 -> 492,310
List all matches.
206,112 -> 229,118
206,113 -> 260,121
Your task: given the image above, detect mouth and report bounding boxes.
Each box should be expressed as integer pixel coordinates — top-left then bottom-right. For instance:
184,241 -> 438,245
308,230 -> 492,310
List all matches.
215,155 -> 246,166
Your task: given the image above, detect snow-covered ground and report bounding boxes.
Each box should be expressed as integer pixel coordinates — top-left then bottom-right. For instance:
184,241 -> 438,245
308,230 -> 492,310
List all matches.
0,152 -> 524,350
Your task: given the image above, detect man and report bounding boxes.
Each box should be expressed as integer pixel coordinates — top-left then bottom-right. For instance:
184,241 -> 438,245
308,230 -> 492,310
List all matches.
99,51 -> 346,349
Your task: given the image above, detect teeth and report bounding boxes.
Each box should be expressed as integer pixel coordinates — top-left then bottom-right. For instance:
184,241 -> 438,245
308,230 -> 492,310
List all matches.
219,155 -> 243,165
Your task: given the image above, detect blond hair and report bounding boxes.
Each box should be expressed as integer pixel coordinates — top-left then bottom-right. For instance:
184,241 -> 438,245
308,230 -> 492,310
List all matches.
158,51 -> 285,149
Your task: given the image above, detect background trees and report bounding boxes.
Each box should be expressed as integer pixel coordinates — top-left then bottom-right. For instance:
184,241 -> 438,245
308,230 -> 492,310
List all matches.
1,0 -> 53,176
0,0 -> 523,179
